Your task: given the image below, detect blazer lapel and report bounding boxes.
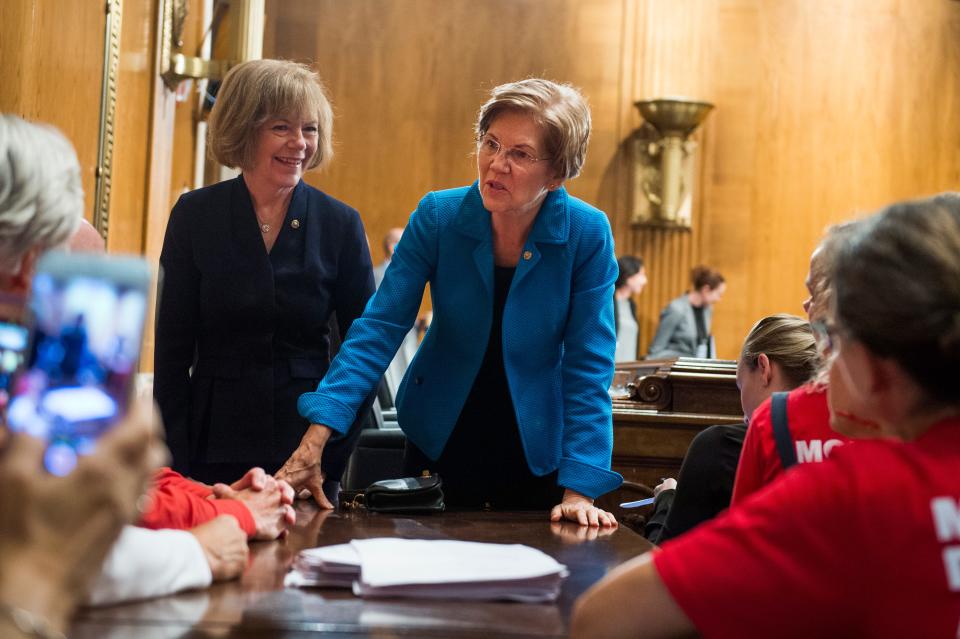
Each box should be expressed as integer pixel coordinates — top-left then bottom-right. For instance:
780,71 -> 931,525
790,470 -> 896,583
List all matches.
512,187 -> 568,286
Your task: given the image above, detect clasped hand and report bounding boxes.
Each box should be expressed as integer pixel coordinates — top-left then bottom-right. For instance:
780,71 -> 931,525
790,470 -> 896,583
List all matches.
211,467 -> 296,539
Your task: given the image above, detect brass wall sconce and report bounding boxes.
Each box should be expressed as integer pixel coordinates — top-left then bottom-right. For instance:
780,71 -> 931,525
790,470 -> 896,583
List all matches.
160,0 -> 265,91
631,97 -> 714,228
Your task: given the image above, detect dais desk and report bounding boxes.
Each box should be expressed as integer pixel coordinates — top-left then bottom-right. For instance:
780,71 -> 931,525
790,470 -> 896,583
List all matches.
72,503 -> 652,638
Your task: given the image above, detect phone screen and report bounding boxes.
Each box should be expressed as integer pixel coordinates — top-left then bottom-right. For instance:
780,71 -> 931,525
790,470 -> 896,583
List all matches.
6,252 -> 150,475
0,321 -> 29,410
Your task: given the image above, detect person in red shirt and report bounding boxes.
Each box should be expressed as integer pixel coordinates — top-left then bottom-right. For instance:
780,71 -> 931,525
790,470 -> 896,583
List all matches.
731,222 -> 861,505
644,313 -> 818,544
139,466 -> 296,540
571,192 -> 960,638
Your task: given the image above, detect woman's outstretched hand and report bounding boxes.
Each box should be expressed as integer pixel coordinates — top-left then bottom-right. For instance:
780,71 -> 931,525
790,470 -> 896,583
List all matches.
275,424 -> 334,509
550,489 -> 618,527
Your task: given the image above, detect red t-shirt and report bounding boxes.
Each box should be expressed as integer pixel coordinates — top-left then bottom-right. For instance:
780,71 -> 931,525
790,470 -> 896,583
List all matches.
138,468 -> 256,537
653,418 -> 960,638
731,384 -> 850,505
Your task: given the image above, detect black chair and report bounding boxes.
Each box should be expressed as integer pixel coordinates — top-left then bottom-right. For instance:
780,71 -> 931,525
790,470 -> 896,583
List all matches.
340,395 -> 406,492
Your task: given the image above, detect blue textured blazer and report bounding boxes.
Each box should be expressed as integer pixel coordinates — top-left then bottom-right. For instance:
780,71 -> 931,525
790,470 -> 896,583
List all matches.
299,183 -> 623,498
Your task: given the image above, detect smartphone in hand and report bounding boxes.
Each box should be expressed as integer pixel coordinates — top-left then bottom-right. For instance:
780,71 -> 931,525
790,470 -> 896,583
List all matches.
6,252 -> 151,475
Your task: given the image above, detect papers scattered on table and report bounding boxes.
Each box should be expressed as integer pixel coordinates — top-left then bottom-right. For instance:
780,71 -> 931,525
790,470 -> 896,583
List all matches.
286,538 -> 568,603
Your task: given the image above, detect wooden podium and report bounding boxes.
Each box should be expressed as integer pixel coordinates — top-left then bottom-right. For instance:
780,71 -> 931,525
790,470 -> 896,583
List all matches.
598,357 -> 744,518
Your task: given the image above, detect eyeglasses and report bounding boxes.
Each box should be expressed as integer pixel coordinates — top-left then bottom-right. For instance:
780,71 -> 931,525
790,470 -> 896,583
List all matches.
811,319 -> 843,353
476,135 -> 551,168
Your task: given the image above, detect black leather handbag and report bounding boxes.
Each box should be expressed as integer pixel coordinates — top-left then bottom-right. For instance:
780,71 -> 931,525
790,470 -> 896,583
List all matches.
343,474 -> 445,514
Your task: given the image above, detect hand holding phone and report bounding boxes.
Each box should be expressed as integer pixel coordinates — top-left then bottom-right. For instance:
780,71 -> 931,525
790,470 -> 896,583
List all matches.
6,252 -> 151,475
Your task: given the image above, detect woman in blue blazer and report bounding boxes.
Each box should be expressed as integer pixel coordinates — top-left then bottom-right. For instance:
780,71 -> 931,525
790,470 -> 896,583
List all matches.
154,60 -> 374,497
283,79 -> 621,526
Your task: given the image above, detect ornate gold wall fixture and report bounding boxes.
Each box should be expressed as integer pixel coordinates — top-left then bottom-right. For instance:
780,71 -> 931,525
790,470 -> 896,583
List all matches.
160,0 -> 264,91
631,98 -> 713,228
93,0 -> 123,240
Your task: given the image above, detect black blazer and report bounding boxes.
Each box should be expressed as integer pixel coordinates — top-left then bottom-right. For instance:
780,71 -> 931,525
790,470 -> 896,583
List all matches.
154,176 -> 375,480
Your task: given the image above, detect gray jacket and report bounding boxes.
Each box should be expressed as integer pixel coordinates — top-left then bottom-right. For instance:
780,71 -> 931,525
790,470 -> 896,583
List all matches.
646,294 -> 712,359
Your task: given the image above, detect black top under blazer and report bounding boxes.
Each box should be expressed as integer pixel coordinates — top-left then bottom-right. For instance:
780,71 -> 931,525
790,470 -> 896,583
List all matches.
154,176 -> 375,480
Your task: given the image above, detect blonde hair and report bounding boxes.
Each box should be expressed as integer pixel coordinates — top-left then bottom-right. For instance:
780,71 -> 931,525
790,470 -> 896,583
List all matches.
475,78 -> 591,181
740,314 -> 819,388
0,115 -> 82,273
208,59 -> 334,172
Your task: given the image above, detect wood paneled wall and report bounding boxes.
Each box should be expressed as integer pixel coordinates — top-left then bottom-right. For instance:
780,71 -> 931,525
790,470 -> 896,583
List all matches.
702,0 -> 960,357
0,0 -> 158,254
4,1 -> 959,365
264,0 -> 632,263
262,0 -> 960,360
0,1 -> 106,221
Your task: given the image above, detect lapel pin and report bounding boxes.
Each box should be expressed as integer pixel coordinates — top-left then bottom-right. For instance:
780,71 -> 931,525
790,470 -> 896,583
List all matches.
523,250 -> 533,260
291,219 -> 300,229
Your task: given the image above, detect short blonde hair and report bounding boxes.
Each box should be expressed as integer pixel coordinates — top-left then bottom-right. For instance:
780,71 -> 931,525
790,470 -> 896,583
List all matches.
740,314 -> 819,388
475,78 -> 591,181
208,59 -> 334,171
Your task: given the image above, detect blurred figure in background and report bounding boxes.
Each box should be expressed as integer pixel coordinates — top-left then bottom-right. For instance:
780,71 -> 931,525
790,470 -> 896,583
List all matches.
647,265 -> 725,359
373,227 -> 404,287
613,255 -> 646,363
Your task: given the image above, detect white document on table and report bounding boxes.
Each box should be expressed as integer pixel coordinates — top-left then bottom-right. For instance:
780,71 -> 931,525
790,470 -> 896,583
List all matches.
287,538 -> 568,602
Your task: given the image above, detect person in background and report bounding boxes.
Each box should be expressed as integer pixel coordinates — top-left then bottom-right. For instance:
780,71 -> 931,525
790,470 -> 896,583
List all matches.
645,313 -> 818,544
287,78 -> 621,526
153,59 -> 375,506
374,227 -> 420,400
647,265 -> 725,359
613,255 -> 646,363
373,227 -> 404,287
730,222 -> 860,505
572,193 -> 960,638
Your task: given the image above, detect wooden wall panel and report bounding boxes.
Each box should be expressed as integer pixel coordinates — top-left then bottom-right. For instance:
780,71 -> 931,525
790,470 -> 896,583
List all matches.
0,0 -> 106,222
260,0 -> 960,360
264,0 -> 629,266
109,0 -> 158,254
625,0 -> 719,358
701,0 -> 960,357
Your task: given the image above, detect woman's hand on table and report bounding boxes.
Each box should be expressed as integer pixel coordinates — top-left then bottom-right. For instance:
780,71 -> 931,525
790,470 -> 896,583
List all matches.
550,489 -> 618,527
274,424 -> 334,509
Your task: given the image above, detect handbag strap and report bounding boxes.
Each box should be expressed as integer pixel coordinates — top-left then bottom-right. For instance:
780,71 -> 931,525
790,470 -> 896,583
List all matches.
770,391 -> 797,470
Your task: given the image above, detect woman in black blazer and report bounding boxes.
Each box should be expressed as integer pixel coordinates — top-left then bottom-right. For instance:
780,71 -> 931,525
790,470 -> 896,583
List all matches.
153,60 -> 374,503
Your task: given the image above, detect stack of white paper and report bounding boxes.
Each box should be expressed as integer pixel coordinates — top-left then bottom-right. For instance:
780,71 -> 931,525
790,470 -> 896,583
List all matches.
287,543 -> 361,588
286,538 -> 568,603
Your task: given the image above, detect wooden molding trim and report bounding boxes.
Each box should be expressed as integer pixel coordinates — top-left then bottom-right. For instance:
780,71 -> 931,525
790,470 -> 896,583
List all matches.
93,0 -> 123,240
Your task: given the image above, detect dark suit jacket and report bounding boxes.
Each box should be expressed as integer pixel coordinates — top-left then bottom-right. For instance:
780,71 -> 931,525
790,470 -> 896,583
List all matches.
154,176 -> 374,481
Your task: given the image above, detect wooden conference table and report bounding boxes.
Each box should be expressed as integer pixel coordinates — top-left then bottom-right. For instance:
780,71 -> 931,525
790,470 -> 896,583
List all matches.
71,502 -> 653,638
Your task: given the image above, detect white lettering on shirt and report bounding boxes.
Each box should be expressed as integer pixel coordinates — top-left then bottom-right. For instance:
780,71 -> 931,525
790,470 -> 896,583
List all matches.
933,497 -> 960,542
795,439 -> 845,463
931,497 -> 960,593
944,547 -> 960,592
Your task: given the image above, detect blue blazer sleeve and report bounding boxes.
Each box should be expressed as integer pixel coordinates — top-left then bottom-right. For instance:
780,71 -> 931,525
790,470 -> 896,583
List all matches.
557,211 -> 622,498
297,192 -> 438,433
